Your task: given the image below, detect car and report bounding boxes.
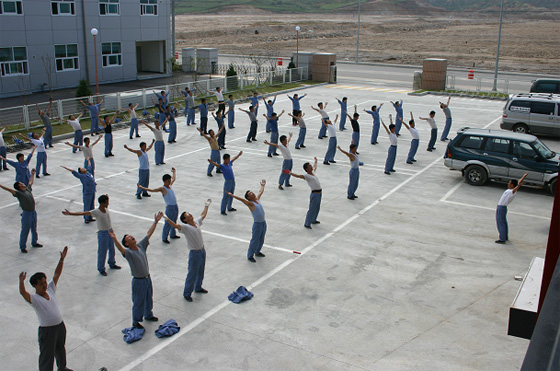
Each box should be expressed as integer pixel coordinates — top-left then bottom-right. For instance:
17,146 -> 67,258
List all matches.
530,79 -> 560,94
501,93 -> 560,136
444,128 -> 558,195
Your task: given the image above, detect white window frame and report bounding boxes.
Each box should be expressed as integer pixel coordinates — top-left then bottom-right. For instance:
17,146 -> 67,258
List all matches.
0,46 -> 28,77
55,44 -> 79,72
140,0 -> 157,15
101,42 -> 122,68
0,1 -> 23,15
51,0 -> 75,16
99,0 -> 119,16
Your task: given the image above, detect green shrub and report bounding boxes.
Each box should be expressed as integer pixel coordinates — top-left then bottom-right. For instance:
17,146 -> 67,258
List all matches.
75,79 -> 92,98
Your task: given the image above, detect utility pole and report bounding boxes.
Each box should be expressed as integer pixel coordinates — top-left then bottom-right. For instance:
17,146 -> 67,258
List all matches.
356,0 -> 361,63
492,0 -> 504,92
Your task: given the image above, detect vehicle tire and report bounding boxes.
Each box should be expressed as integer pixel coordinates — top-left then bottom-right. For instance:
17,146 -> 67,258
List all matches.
512,123 -> 529,134
464,165 -> 488,186
549,178 -> 557,196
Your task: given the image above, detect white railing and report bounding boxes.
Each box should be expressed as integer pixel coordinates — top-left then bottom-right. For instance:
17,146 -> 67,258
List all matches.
0,66 -> 309,131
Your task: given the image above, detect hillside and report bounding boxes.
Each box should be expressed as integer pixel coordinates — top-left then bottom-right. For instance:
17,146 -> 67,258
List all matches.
176,0 -> 560,14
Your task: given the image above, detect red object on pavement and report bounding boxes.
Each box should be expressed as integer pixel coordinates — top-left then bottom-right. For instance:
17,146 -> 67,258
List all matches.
468,70 -> 474,79
278,57 -> 283,66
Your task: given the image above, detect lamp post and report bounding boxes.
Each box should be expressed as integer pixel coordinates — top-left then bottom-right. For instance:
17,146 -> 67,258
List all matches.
295,26 -> 300,68
90,28 -> 99,96
356,0 -> 361,63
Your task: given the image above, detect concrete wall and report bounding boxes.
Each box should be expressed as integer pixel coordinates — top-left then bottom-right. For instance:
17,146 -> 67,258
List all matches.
0,0 -> 171,98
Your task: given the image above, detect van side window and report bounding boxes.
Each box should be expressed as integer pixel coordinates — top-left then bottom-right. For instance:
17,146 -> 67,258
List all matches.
484,138 -> 510,154
535,82 -> 557,93
509,100 -> 530,112
512,141 -> 537,159
530,102 -> 555,115
457,135 -> 484,150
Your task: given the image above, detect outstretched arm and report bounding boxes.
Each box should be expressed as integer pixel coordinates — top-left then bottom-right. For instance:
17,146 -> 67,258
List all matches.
142,121 -> 154,131
138,184 -> 163,193
256,179 -> 266,200
207,158 -> 221,168
290,172 -> 305,179
145,212 -> 164,240
162,214 -> 181,230
64,141 -> 80,149
91,135 -> 103,147
60,165 -> 74,173
197,127 -> 212,141
146,139 -> 155,152
16,133 -> 32,142
381,120 -> 390,135
264,140 -> 279,149
310,106 -> 319,113
277,109 -> 285,119
0,183 -> 16,196
286,132 -> 293,144
123,144 -> 141,156
170,167 -> 177,186
108,230 -> 126,257
52,246 -> 68,286
62,208 -> 91,217
29,169 -> 36,187
200,199 -> 211,221
336,145 -> 356,161
226,192 -> 252,207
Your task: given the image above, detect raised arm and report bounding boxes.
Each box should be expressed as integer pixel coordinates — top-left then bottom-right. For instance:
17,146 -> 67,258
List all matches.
286,132 -> 293,143
381,119 -> 390,135
60,165 -> 74,173
35,103 -> 43,115
170,167 -> 177,186
207,158 -> 221,168
145,212 -> 164,240
142,121 -> 154,131
123,144 -> 141,156
91,135 -> 103,147
29,169 -> 35,187
231,151 -> 243,163
137,184 -> 163,193
336,145 -> 356,161
290,172 -> 305,179
256,179 -> 266,200
238,108 -> 248,113
197,127 -> 212,141
108,230 -> 126,256
216,124 -> 225,137
46,98 -> 53,115
277,109 -> 285,119
19,272 -> 31,304
200,199 -> 211,221
513,173 -> 528,193
146,139 -> 155,152
162,214 -> 181,230
16,133 -> 32,142
52,246 -> 68,286
310,106 -> 320,113
226,192 -> 252,207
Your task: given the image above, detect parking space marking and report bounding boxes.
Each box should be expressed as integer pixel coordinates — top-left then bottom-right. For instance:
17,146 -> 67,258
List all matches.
439,180 -> 550,220
483,116 -> 502,129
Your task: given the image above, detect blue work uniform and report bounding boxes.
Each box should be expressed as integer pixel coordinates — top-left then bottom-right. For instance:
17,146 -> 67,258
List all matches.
392,101 -> 403,135
441,106 -> 452,141
124,237 -> 155,324
40,114 -> 53,147
348,153 -> 360,199
267,118 -> 279,156
137,151 -> 150,197
162,185 -> 178,241
337,99 -> 348,130
30,137 -> 47,176
220,163 -> 235,213
14,184 -> 38,251
295,117 -> 306,149
249,96 -> 261,116
247,201 -> 266,259
264,97 -> 276,132
198,103 -> 209,134
215,116 -> 226,148
385,133 -> 398,174
72,164 -> 96,223
351,119 -> 360,150
86,103 -> 102,134
166,110 -> 177,143
7,153 -> 32,185
227,99 -> 235,128
103,122 -> 113,157
365,108 -> 381,144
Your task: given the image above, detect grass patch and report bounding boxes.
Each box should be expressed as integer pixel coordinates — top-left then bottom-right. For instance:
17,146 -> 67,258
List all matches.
412,89 -> 508,99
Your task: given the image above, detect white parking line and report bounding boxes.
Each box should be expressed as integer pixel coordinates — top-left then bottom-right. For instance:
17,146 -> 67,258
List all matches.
440,199 -> 550,220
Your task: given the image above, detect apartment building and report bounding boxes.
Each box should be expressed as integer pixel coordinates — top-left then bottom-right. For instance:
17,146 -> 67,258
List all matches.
0,0 -> 171,98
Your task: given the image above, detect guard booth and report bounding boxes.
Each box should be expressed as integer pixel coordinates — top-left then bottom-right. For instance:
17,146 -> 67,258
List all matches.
196,48 -> 218,74
182,48 -> 196,72
422,58 -> 447,90
312,53 -> 336,83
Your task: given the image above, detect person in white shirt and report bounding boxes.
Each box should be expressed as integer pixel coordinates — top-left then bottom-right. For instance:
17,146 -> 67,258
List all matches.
322,115 -> 339,165
381,116 -> 398,175
419,110 -> 437,151
66,114 -> 84,153
399,112 -> 420,164
19,246 -> 73,371
16,129 -> 50,177
495,173 -> 528,244
265,133 -> 294,190
291,157 -> 322,229
64,135 -> 102,176
311,102 -> 330,139
163,199 -> 211,302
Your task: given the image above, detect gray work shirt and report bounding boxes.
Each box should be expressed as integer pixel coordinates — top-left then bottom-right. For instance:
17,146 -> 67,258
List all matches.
443,107 -> 452,119
124,236 -> 150,278
187,96 -> 195,109
90,208 -> 112,231
40,114 -> 52,127
14,185 -> 35,212
247,111 -> 257,122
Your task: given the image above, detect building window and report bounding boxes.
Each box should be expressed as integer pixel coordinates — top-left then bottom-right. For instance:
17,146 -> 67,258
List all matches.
0,47 -> 28,76
102,42 -> 121,67
52,0 -> 75,15
140,0 -> 157,15
99,0 -> 119,15
55,44 -> 79,71
0,1 -> 23,14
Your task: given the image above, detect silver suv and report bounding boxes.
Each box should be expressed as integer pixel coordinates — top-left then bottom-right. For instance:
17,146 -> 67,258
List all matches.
501,93 -> 560,136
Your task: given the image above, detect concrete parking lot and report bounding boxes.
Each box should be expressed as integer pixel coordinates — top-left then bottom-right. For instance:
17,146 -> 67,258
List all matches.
1,83 -> 557,370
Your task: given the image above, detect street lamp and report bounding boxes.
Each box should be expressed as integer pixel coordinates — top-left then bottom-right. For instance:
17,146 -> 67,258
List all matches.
90,28 -> 99,96
492,0 -> 504,92
356,0 -> 361,63
295,26 -> 300,68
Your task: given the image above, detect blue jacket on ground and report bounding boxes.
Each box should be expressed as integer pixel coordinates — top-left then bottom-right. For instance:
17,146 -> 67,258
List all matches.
122,326 -> 145,344
155,319 -> 181,338
228,286 -> 254,304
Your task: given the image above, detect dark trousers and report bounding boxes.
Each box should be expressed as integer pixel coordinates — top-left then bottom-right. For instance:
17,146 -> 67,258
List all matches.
247,121 -> 257,141
200,116 -> 208,134
38,321 -> 67,371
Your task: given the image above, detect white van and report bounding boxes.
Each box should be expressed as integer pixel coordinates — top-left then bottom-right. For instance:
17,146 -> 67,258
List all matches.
501,93 -> 560,136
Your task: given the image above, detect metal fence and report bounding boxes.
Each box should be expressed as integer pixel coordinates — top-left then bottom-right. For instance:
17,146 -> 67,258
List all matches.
446,74 -> 532,95
0,66 -> 309,132
214,63 -> 287,76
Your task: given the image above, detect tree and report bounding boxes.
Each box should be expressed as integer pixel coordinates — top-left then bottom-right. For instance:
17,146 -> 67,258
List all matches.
226,63 -> 238,91
75,79 -> 92,98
